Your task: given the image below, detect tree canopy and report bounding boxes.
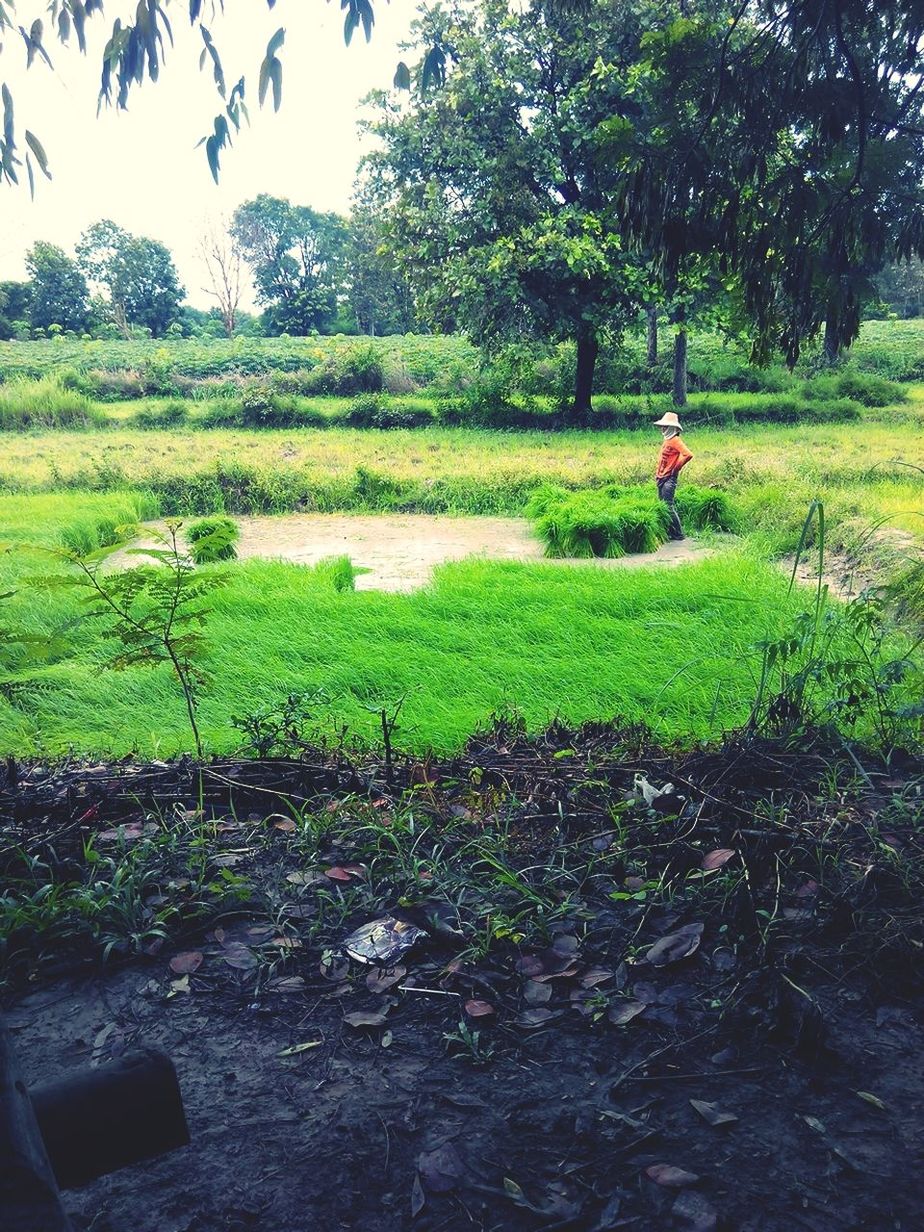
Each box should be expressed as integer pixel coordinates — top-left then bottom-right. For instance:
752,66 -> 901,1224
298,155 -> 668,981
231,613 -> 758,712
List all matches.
77,219 -> 184,337
231,195 -> 351,336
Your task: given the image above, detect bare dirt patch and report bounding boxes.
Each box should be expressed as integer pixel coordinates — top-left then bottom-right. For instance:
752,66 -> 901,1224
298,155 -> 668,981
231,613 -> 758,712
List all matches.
2,728 -> 922,1232
109,514 -> 715,591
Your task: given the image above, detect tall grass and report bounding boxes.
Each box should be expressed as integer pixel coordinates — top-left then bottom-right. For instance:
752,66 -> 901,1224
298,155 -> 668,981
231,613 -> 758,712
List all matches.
0,378 -> 107,430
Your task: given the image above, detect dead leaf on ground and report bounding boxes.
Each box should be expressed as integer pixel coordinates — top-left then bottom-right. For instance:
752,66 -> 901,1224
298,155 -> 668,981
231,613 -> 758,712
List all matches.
344,917 -> 426,965
672,1191 -> 718,1231
271,817 -> 297,832
645,1164 -> 700,1188
366,965 -> 406,993
343,1008 -> 391,1029
515,1007 -> 562,1029
410,1173 -> 426,1218
516,954 -> 545,978
265,976 -> 306,993
523,980 -> 553,1005
701,848 -> 735,870
222,942 -> 258,971
319,953 -> 350,982
580,967 -> 614,988
609,999 -> 647,1026
418,1143 -> 464,1193
464,999 -> 495,1017
167,976 -> 190,998
168,951 -> 203,975
690,1098 -> 738,1127
286,870 -> 326,886
325,864 -> 365,882
645,922 -> 704,967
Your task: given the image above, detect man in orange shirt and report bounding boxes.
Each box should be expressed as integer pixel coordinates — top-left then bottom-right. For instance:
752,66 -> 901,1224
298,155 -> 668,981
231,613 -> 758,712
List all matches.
653,411 -> 693,541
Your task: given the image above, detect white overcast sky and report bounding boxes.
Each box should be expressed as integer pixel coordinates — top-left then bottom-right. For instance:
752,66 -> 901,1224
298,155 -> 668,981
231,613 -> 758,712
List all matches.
0,0 -> 418,308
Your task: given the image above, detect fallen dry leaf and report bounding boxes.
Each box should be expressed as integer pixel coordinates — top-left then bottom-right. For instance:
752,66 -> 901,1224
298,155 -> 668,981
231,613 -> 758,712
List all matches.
319,954 -> 350,982
646,923 -> 704,967
168,951 -> 203,975
465,999 -> 495,1017
272,817 -> 297,832
580,967 -> 614,989
410,1173 -> 425,1218
515,1007 -> 561,1029
325,866 -> 355,881
221,942 -> 258,971
609,999 -> 647,1026
701,848 -> 736,871
265,976 -> 306,993
672,1191 -> 717,1231
855,1090 -> 887,1112
418,1143 -> 464,1193
523,980 -> 553,1006
646,1164 -> 701,1188
690,1098 -> 738,1127
343,1008 -> 391,1029
366,965 -> 406,993
166,976 -> 190,998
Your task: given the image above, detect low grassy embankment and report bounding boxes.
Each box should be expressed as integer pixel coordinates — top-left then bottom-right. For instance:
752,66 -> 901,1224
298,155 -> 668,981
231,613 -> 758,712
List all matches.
1,406 -> 920,549
0,490 -> 824,757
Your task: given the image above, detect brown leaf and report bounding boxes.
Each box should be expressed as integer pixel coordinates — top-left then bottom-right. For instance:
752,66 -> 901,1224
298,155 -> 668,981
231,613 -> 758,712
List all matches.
266,976 -> 306,993
464,999 -> 495,1018
646,923 -> 704,967
418,1143 -> 464,1193
366,965 -> 406,993
411,1173 -> 426,1218
272,818 -> 297,832
343,1008 -> 390,1028
325,866 -> 355,881
609,999 -> 647,1026
516,954 -> 545,978
286,870 -> 325,886
701,848 -> 735,871
222,942 -> 258,970
689,1098 -> 738,1127
580,967 -> 614,989
515,1007 -> 561,1029
646,1164 -> 700,1188
672,1191 -> 717,1231
320,954 -> 350,982
169,951 -> 203,975
551,933 -> 579,957
531,963 -> 581,983
523,980 -> 553,1006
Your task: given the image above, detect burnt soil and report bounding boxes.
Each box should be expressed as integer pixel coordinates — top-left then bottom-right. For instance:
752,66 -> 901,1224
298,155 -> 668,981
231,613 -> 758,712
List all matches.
1,721 -> 922,1232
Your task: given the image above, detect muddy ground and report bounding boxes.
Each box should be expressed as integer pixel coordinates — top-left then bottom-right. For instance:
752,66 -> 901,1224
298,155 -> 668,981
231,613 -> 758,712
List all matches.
107,514 -> 715,590
2,727 -> 922,1232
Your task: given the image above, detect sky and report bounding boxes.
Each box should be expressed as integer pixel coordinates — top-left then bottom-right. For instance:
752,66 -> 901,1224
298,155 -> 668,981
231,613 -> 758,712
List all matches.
0,0 -> 419,309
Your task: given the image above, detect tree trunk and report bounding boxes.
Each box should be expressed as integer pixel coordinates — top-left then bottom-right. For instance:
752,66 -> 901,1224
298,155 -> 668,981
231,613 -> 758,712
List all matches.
672,309 -> 688,407
572,329 -> 598,418
823,311 -> 840,365
646,307 -> 658,367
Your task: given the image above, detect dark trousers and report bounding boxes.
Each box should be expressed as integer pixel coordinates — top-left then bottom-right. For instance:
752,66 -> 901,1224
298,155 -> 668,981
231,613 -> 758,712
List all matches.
656,475 -> 684,540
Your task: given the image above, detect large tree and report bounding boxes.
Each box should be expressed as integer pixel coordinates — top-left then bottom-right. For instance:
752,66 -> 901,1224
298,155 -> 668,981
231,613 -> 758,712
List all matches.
24,240 -> 89,332
599,2 -> 924,368
231,195 -> 350,335
348,199 -> 418,336
366,0 -> 654,415
77,220 -> 184,337
0,280 -> 33,338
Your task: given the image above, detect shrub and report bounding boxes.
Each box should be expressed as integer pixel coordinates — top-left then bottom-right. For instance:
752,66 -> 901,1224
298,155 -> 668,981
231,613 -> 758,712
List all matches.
832,369 -> 906,407
0,378 -> 107,430
133,400 -> 189,429
83,369 -> 146,401
186,515 -> 240,564
674,485 -> 741,533
344,393 -> 435,429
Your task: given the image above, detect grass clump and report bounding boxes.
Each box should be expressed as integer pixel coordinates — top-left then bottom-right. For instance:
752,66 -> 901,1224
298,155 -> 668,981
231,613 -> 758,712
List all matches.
312,555 -> 357,592
527,483 -> 737,557
0,378 -> 107,431
186,515 -> 240,564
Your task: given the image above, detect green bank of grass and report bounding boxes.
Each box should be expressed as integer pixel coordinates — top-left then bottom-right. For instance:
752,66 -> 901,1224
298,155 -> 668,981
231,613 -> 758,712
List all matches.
0,411 -> 920,551
1,547 -> 797,757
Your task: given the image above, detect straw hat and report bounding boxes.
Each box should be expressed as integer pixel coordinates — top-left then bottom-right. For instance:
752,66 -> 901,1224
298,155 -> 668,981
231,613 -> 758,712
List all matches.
653,411 -> 683,429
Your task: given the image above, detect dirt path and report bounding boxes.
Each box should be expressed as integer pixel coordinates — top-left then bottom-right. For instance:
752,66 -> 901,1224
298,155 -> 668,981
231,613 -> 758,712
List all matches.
111,513 -> 715,591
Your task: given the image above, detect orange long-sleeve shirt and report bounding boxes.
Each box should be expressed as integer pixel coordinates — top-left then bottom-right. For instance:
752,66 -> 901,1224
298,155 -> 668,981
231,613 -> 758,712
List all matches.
656,436 -> 693,480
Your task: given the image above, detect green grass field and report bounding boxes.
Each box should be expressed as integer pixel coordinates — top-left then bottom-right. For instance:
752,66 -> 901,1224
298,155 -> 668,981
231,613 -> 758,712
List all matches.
0,330 -> 920,759
0,490 -> 808,755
